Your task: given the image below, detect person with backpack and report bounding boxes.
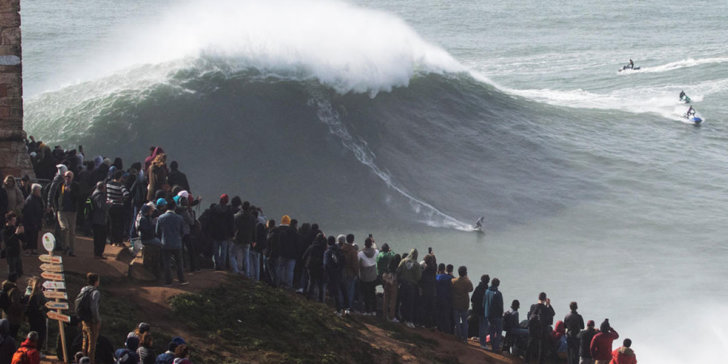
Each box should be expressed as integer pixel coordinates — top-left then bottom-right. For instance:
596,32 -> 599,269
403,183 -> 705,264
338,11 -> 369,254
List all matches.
323,236 -> 344,315
527,292 -> 556,364
484,278 -> 504,352
397,249 -> 422,328
156,200 -> 187,286
564,301 -> 585,364
502,299 -> 528,355
578,320 -> 598,364
0,319 -> 17,364
301,233 -> 326,302
470,274 -> 489,349
10,331 -> 39,364
76,273 -> 101,364
137,332 -> 155,364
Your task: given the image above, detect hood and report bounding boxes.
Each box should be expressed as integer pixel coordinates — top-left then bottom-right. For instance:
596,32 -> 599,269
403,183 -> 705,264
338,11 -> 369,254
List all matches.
407,249 -> 418,261
618,347 -> 635,356
56,164 -> 68,175
21,338 -> 36,349
362,247 -> 377,258
554,320 -> 565,334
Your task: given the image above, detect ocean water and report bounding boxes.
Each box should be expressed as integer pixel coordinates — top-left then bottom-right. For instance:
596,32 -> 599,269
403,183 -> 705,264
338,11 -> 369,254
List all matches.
21,0 -> 728,362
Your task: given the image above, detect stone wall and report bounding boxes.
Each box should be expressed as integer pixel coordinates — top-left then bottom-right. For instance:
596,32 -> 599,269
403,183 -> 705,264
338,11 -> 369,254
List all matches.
0,0 -> 33,177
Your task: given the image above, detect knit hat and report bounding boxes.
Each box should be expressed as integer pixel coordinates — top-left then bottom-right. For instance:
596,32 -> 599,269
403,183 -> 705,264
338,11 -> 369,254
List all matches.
177,190 -> 190,199
171,336 -> 186,346
156,198 -> 168,207
281,215 -> 291,225
125,335 -> 140,351
220,194 -> 229,204
587,320 -> 595,327
172,195 -> 181,205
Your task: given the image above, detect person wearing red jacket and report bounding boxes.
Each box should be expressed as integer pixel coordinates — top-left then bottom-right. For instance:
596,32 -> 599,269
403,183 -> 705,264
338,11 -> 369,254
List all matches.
590,319 -> 619,364
611,338 -> 637,364
11,331 -> 40,364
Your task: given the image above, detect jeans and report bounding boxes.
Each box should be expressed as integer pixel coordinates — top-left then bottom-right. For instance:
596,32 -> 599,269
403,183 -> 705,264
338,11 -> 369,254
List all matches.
478,315 -> 490,347
567,336 -> 580,364
162,249 -> 186,284
183,235 -> 199,271
453,308 -> 469,341
230,244 -> 246,275
341,276 -> 356,310
489,317 -> 503,352
248,251 -> 261,281
213,240 -> 230,270
58,211 -> 77,254
276,257 -> 296,289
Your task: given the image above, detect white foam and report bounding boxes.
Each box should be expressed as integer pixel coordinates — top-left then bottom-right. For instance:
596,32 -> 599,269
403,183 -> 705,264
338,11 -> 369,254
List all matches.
499,78 -> 728,122
47,0 -> 463,96
621,57 -> 728,74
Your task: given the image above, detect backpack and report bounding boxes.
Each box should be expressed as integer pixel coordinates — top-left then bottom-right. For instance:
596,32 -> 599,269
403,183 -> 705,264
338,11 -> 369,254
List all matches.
155,352 -> 174,364
503,311 -> 515,331
11,347 -> 30,364
74,287 -> 95,322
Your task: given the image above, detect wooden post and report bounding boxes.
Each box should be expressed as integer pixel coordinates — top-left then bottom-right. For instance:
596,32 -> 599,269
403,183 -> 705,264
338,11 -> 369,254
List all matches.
41,233 -> 69,364
49,249 -> 69,364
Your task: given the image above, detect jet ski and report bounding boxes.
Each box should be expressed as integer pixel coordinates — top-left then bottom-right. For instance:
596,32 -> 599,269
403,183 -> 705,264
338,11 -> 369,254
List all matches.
618,64 -> 640,72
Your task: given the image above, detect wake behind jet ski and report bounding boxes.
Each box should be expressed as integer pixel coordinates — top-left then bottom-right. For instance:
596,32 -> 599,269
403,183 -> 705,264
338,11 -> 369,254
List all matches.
619,59 -> 640,72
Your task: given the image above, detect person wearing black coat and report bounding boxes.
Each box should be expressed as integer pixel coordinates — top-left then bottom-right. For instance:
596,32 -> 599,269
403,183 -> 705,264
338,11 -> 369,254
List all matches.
0,318 -> 17,364
302,233 -> 326,302
471,274 -> 490,348
21,185 -> 43,255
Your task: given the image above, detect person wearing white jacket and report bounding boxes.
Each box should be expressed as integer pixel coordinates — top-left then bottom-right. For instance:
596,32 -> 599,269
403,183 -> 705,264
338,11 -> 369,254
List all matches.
357,238 -> 379,316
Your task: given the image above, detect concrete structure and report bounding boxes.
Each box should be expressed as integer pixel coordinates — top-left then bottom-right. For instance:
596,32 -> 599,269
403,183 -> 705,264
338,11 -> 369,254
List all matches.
0,0 -> 32,177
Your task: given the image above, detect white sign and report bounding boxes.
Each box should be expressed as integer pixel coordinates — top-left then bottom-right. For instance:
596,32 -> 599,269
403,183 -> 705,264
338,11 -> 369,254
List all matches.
42,233 -> 56,252
42,281 -> 66,290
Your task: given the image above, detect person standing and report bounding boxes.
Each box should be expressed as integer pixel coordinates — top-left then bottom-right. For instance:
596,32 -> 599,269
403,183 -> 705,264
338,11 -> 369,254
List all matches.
0,278 -> 23,339
56,171 -> 81,256
610,338 -> 637,364
396,249 -> 422,328
166,161 -> 190,192
21,184 -> 43,256
2,213 -> 23,279
209,195 -> 234,271
156,201 -> 187,286
451,266 -> 473,342
301,233 -> 326,302
470,274 -> 489,349
484,278 -> 504,352
24,278 -> 47,353
564,301 -> 585,364
357,238 -> 379,316
323,236 -> 344,315
78,273 -> 101,364
577,320 -> 598,364
90,182 -> 109,259
435,264 -> 454,333
2,177 -> 23,216
105,171 -> 129,247
527,292 -> 556,364
232,202 -> 256,276
0,318 -> 17,364
590,319 -> 619,364
339,234 -> 359,314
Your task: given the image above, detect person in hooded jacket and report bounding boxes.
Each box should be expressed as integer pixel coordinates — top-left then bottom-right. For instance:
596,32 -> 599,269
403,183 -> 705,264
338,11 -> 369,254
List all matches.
396,249 -> 421,328
276,216 -> 298,290
610,338 -> 637,364
357,238 -> 379,316
484,278 -> 504,352
21,184 -> 43,255
137,332 -> 155,364
302,233 -> 326,302
323,236 -> 344,314
208,195 -> 234,271
1,178 -> 23,217
552,320 -> 568,359
590,319 -> 619,364
11,331 -> 39,364
0,319 -> 16,364
339,234 -> 359,315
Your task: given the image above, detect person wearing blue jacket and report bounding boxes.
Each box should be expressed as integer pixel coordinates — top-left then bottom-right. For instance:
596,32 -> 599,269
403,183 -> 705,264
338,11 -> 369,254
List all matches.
156,200 -> 187,286
484,278 -> 504,352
